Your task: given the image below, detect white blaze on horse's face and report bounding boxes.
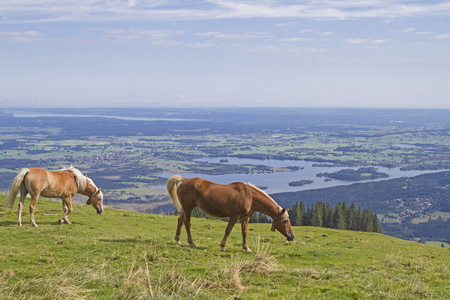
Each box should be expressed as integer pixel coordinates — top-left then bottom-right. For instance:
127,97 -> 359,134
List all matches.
87,188 -> 103,214
272,208 -> 295,241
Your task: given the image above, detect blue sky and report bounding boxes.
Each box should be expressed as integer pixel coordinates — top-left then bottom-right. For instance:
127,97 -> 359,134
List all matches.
1,1 -> 450,108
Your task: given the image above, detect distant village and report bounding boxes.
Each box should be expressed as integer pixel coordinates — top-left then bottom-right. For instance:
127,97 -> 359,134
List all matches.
391,197 -> 433,221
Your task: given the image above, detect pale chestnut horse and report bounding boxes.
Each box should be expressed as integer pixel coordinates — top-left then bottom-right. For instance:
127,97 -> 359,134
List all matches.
5,167 -> 104,227
167,175 -> 294,252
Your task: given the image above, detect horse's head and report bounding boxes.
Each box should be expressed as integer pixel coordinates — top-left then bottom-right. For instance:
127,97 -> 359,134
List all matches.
271,208 -> 295,241
86,188 -> 104,214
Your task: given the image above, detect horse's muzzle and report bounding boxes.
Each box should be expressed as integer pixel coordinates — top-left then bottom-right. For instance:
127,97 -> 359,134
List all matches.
287,233 -> 295,241
97,207 -> 103,214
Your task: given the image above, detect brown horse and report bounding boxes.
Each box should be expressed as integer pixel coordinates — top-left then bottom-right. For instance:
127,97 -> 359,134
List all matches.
5,167 -> 103,227
167,175 -> 294,252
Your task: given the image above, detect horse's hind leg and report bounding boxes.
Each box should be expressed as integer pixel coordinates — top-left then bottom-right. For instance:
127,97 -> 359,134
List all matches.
29,194 -> 39,227
175,211 -> 185,245
183,209 -> 196,247
219,216 -> 239,252
17,185 -> 28,227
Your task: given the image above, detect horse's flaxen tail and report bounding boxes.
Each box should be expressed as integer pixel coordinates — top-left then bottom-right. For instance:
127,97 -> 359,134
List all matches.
5,168 -> 29,208
166,175 -> 186,212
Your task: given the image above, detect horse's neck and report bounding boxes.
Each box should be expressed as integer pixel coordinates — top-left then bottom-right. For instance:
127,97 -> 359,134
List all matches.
80,180 -> 95,196
253,191 -> 280,219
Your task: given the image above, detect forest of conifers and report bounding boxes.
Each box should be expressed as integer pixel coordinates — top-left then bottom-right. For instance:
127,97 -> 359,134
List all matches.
191,200 -> 381,234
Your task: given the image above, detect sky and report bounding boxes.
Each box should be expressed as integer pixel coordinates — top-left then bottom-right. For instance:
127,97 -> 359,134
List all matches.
1,1 -> 450,109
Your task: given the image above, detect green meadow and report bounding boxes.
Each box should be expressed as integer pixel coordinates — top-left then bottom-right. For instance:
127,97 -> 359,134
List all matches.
0,195 -> 449,299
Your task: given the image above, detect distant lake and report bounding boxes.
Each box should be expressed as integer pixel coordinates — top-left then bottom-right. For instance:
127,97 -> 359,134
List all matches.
155,157 -> 446,194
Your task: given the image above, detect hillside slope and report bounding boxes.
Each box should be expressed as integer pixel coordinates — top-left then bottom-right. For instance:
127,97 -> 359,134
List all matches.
0,195 -> 449,299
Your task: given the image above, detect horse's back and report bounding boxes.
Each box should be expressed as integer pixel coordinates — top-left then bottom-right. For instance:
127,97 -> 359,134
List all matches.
177,178 -> 253,217
25,168 -> 77,197
179,177 -> 246,198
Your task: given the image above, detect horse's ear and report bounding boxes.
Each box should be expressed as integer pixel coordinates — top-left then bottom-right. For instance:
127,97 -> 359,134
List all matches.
96,188 -> 102,194
281,208 -> 286,214
286,208 -> 290,212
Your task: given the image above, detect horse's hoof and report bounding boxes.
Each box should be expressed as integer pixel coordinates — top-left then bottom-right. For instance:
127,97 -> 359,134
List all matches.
32,224 -> 38,228
17,223 -> 22,227
59,219 -> 64,224
220,247 -> 225,252
190,243 -> 197,248
245,248 -> 252,253
175,240 -> 181,246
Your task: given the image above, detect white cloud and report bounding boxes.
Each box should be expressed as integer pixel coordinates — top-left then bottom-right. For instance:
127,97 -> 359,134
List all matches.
0,30 -> 43,42
372,39 -> 388,44
286,46 -> 331,54
279,37 -> 312,42
403,27 -> 416,32
276,21 -> 297,27
152,39 -> 215,48
345,38 -> 367,44
345,38 -> 389,44
2,1 -> 450,23
151,39 -> 184,47
320,31 -> 335,36
106,29 -> 184,43
195,31 -> 273,40
415,31 -> 433,35
183,41 -> 216,48
230,43 -> 278,53
307,47 -> 330,53
433,34 -> 450,39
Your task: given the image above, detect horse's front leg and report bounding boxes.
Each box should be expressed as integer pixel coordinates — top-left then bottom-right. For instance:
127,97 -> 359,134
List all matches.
219,216 -> 239,252
241,217 -> 251,253
59,197 -> 73,224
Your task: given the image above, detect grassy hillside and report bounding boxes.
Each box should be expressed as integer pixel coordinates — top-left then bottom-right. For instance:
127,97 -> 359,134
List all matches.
0,195 -> 449,299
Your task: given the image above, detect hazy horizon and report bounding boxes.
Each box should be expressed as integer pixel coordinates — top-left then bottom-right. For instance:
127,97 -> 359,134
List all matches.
2,106 -> 449,111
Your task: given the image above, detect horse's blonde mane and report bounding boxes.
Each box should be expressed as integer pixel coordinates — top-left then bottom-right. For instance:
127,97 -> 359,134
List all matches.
244,182 -> 281,210
60,166 -> 91,191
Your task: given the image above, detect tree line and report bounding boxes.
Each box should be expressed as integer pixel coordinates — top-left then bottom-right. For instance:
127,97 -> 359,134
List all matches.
190,200 -> 381,234
286,200 -> 381,233
248,200 -> 381,233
